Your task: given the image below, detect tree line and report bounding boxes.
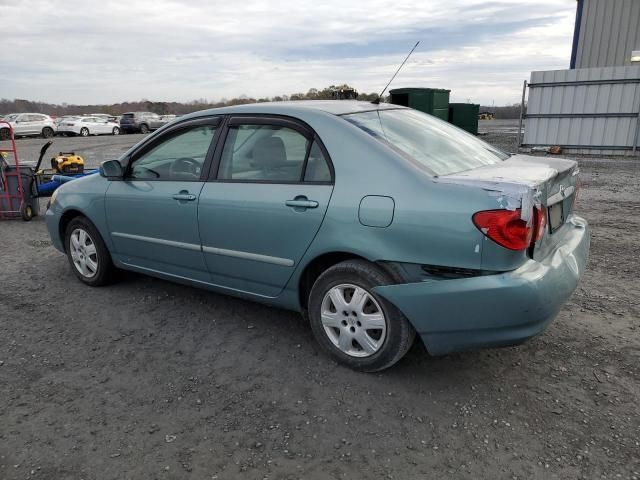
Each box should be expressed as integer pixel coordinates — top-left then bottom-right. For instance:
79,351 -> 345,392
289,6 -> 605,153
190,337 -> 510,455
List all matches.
0,84 -> 523,119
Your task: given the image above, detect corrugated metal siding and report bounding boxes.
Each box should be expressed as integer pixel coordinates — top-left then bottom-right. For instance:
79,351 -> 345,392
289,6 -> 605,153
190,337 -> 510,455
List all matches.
523,66 -> 640,156
575,0 -> 640,68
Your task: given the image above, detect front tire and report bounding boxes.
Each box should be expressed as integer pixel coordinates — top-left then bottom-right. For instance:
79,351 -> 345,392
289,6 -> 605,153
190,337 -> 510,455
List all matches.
112,126 -> 120,135
64,216 -> 115,286
139,123 -> 149,134
80,127 -> 89,137
42,127 -> 54,138
308,260 -> 415,372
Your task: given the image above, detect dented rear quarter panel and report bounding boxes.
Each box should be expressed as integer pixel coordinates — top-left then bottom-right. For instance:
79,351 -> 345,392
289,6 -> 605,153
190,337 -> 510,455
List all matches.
279,112 -> 501,296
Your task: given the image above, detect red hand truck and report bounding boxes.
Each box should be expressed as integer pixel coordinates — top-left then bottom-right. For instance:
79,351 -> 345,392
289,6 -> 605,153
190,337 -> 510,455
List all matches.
0,121 -> 35,221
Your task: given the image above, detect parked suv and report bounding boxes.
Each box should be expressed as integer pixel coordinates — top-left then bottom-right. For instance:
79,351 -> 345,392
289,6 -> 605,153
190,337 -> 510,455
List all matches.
119,112 -> 166,134
1,113 -> 56,139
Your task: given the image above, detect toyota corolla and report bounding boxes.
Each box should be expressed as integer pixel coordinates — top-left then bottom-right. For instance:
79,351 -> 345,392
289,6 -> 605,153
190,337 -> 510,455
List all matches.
45,101 -> 590,371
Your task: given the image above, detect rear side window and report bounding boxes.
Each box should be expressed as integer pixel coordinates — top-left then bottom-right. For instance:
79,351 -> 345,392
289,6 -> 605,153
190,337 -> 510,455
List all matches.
218,124 -> 310,182
304,141 -> 331,182
343,109 -> 509,176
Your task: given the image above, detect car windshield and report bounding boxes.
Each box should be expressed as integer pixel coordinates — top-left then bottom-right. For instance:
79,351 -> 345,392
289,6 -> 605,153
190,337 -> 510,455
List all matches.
342,108 -> 510,176
3,114 -> 19,121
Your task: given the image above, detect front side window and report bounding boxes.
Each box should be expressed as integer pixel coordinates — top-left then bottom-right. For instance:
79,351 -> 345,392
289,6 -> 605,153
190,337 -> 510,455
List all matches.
129,124 -> 217,181
343,109 -> 509,176
218,124 -> 310,182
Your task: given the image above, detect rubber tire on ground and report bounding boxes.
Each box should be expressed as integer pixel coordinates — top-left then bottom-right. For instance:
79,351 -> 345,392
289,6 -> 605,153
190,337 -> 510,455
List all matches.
80,127 -> 89,137
42,127 -> 54,138
64,216 -> 115,286
112,127 -> 120,135
20,202 -> 34,221
139,124 -> 149,134
0,128 -> 9,140
307,259 -> 415,372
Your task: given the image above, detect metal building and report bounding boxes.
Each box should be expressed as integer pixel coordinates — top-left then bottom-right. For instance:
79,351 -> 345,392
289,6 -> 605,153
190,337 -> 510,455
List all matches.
571,0 -> 640,68
521,0 -> 640,155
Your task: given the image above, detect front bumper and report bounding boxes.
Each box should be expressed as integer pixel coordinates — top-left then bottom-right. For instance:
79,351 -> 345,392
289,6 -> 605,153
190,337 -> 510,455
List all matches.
374,215 -> 590,355
45,207 -> 65,253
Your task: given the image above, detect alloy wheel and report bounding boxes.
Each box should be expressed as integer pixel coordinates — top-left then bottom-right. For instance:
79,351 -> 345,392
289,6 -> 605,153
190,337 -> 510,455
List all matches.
69,228 -> 98,278
320,283 -> 387,357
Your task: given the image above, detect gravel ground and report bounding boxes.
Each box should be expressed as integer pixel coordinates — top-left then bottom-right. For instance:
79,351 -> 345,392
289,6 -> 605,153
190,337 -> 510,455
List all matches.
1,125 -> 639,480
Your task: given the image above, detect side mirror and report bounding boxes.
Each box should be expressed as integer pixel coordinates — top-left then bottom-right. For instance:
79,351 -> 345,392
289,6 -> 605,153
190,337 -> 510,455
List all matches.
99,159 -> 124,179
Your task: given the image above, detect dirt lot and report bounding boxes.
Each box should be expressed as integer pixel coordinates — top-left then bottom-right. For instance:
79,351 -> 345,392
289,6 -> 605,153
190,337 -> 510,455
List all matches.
1,127 -> 639,480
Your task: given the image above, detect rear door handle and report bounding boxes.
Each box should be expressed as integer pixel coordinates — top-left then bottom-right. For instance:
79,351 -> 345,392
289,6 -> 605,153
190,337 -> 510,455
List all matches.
286,197 -> 318,209
173,191 -> 197,201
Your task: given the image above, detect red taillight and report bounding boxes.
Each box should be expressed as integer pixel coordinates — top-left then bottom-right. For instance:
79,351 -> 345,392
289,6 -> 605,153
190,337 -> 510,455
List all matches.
472,209 -> 533,251
533,205 -> 546,241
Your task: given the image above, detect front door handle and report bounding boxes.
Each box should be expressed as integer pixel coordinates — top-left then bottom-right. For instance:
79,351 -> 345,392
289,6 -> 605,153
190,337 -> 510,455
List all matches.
286,197 -> 319,209
173,191 -> 197,201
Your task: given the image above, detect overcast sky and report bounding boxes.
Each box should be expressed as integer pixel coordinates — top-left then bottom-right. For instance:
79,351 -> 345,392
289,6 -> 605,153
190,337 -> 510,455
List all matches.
1,0 -> 577,106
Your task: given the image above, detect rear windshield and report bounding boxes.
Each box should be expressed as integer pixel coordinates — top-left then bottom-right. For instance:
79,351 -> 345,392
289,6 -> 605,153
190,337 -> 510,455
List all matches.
122,113 -> 135,118
342,108 -> 509,176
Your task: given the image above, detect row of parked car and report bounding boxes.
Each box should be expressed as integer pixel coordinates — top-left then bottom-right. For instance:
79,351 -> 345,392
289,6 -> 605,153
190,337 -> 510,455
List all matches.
0,112 -> 178,140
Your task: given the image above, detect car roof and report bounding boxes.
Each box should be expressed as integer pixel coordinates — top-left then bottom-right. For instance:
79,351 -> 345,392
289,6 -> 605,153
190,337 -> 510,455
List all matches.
188,100 -> 405,118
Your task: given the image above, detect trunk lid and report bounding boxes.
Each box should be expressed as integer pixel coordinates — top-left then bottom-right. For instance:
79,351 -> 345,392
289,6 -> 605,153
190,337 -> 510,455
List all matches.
436,154 -> 580,255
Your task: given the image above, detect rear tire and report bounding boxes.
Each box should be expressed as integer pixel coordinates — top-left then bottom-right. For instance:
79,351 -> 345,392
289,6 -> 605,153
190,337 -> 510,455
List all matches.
139,123 -> 149,134
80,127 -> 89,137
42,127 -> 54,138
112,126 -> 120,135
307,260 -> 415,372
64,216 -> 115,286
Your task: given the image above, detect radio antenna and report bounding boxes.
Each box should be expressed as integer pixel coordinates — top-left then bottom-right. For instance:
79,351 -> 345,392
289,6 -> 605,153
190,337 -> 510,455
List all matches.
372,41 -> 420,104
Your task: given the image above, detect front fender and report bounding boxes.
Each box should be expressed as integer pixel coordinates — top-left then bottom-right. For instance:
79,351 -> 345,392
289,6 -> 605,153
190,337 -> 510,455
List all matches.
45,175 -> 113,252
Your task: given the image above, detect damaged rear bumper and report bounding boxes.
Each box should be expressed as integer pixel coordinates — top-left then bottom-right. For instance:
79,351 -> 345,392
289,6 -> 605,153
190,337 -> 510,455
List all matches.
373,215 -> 590,355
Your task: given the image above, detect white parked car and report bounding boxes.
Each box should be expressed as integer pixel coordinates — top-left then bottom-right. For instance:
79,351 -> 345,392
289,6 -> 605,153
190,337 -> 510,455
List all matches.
90,113 -> 118,123
1,113 -> 56,139
56,116 -> 121,137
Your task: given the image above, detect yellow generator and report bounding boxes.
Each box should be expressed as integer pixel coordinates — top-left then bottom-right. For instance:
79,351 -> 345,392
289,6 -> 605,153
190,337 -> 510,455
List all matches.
50,152 -> 85,174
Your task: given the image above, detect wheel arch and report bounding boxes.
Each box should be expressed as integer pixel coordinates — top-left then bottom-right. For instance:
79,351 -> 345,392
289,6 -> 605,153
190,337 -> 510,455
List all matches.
297,251 -> 404,311
58,209 -> 87,252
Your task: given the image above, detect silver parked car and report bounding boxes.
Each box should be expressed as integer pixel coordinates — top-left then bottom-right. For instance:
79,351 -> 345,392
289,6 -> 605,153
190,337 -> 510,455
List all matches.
1,113 -> 56,139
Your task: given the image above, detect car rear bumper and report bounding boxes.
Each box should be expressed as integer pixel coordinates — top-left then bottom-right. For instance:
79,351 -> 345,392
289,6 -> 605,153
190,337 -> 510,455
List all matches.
373,215 -> 590,355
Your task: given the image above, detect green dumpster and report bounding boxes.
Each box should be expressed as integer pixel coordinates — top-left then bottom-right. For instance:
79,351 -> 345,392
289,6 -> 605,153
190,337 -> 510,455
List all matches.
389,88 -> 450,121
448,103 -> 480,135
